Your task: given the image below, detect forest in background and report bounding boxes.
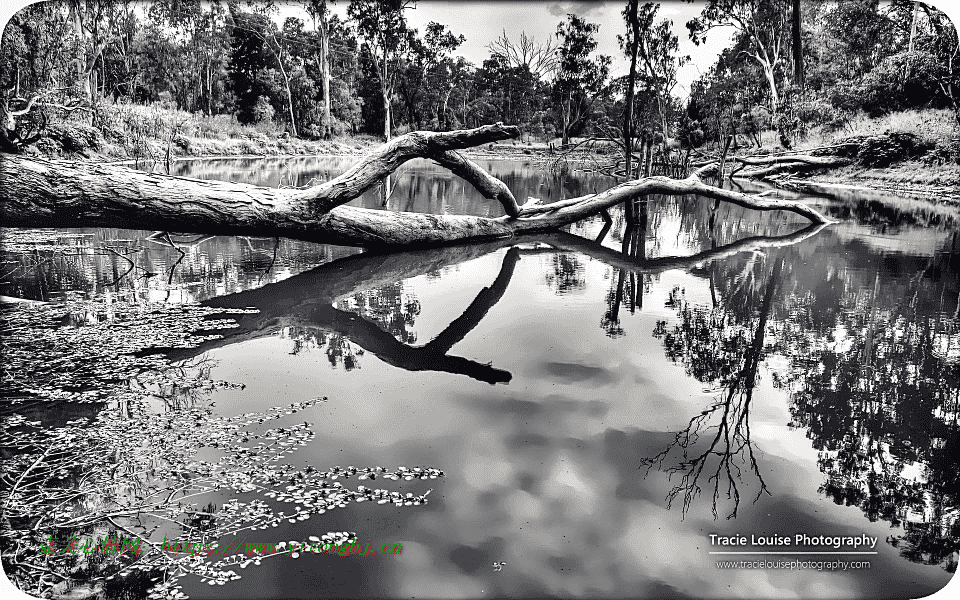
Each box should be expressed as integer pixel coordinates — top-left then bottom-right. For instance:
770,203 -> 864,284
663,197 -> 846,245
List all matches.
0,0 -> 958,169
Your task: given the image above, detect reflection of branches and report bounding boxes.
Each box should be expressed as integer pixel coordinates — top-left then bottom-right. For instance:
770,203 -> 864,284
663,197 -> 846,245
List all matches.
642,378 -> 769,520
602,208 -> 649,337
163,244 -> 523,385
544,253 -> 585,295
157,225 -> 825,384
642,258 -> 783,519
770,248 -> 960,569
101,247 -> 136,287
542,223 -> 826,276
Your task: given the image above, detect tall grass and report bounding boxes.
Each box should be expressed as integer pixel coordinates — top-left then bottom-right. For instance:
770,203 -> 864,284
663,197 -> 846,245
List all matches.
37,98 -> 379,161
95,99 -> 280,142
805,108 -> 959,148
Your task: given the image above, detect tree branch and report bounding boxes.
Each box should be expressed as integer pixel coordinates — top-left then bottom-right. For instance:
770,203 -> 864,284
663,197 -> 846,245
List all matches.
2,125 -> 832,250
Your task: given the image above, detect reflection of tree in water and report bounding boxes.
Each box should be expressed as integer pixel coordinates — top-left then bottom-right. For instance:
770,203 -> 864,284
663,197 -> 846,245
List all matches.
282,327 -> 365,371
601,213 -> 650,338
644,258 -> 782,519
344,282 -> 421,344
280,281 -> 420,369
643,226 -> 960,569
773,264 -> 960,572
1,228 -> 345,303
544,253 -> 586,295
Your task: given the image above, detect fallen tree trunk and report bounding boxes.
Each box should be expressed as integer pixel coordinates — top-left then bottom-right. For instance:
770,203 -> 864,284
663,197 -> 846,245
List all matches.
0,124 -> 832,249
729,154 -> 852,178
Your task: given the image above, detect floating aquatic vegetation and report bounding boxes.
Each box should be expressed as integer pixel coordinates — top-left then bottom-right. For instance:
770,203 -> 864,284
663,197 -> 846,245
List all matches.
0,299 -> 258,403
0,299 -> 445,599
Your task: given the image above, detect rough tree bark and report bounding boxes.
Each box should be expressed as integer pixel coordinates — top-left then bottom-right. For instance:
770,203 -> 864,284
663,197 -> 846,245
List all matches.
0,124 -> 831,249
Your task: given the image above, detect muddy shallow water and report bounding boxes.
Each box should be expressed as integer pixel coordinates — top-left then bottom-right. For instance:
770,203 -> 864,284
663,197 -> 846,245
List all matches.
1,157 -> 957,599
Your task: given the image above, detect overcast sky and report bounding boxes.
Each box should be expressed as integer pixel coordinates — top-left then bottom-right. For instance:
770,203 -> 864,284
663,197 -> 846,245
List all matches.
279,1 -> 734,98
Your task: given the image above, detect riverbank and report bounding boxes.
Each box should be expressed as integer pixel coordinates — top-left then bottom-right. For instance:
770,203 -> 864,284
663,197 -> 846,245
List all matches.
721,108 -> 960,199
24,104 -> 960,202
781,164 -> 960,205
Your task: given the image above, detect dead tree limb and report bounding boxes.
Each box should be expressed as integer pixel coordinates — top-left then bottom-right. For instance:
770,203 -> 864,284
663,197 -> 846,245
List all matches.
1,125 -> 832,250
512,174 -> 831,226
733,154 -> 852,168
730,154 -> 851,178
693,153 -> 852,182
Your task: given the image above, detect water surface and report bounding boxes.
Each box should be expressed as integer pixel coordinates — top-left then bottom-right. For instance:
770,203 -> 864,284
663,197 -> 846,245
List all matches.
2,157 -> 957,599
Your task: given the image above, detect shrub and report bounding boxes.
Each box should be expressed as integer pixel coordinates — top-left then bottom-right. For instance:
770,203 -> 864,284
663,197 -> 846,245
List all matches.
35,136 -> 62,156
857,132 -> 924,168
251,96 -> 275,125
857,51 -> 942,116
47,123 -> 102,153
923,138 -> 960,166
171,134 -> 192,153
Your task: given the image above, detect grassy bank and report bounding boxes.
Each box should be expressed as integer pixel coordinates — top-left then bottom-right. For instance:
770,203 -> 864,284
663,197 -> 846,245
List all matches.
24,100 -> 618,166
27,102 -> 959,201
728,108 -> 960,195
30,100 -> 381,163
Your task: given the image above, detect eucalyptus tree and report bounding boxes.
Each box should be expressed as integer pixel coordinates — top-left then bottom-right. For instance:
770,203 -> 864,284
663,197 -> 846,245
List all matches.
142,0 -> 230,114
347,0 -> 415,141
687,0 -> 791,111
553,14 -> 611,145
0,1 -> 77,151
66,0 -> 122,105
618,0 -> 642,183
397,21 -> 464,131
306,0 -> 334,137
225,7 -> 277,125
635,3 -> 688,165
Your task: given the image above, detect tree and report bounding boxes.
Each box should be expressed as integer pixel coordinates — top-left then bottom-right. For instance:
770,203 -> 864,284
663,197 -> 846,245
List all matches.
688,0 -> 791,110
275,18 -> 301,137
0,2 -> 78,151
66,0 -> 119,105
226,7 -> 279,126
635,3 -> 688,164
396,21 -> 464,130
487,30 -> 557,80
791,0 -> 803,88
348,0 -> 415,141
553,14 -> 611,145
141,0 -> 230,114
619,0 -> 642,184
306,0 -> 334,137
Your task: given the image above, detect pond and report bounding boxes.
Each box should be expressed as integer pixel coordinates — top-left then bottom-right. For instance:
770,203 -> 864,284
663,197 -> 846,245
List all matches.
1,156 -> 958,600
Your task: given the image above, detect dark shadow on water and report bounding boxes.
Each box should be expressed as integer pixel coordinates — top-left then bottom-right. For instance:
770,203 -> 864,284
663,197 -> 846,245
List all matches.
156,225 -> 827,388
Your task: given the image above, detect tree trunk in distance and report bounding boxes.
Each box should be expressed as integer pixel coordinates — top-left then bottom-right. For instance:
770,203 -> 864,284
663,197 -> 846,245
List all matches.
321,21 -> 332,138
276,54 -> 297,138
763,62 -> 780,110
792,0 -> 804,88
718,134 -> 733,180
623,0 -> 641,223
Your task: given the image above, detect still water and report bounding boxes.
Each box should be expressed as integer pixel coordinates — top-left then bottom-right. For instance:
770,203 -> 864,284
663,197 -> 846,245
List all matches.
1,157 -> 958,599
